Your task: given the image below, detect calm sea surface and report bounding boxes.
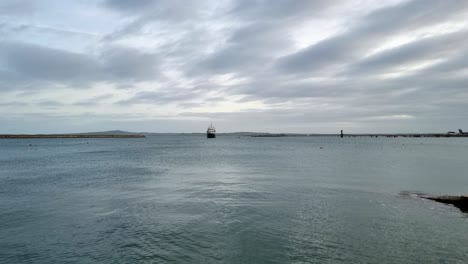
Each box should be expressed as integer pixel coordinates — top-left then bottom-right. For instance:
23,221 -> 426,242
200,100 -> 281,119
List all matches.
1,135 -> 467,263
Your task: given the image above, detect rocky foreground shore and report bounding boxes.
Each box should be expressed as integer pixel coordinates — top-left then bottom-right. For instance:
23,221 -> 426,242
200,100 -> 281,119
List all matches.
419,195 -> 468,213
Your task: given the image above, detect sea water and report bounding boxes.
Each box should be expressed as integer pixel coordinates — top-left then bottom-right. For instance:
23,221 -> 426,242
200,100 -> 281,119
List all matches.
1,135 -> 467,263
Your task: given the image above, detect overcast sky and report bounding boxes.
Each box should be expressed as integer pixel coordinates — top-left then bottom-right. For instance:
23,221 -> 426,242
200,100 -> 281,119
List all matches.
1,0 -> 467,133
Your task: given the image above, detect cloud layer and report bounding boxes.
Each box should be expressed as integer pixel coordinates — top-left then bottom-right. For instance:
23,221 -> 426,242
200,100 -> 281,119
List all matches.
1,0 -> 468,133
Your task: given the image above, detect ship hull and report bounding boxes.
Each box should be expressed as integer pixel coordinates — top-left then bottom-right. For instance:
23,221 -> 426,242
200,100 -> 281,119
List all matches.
207,133 -> 216,138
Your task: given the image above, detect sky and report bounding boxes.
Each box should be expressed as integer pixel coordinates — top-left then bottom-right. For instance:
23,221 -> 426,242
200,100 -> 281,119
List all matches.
0,0 -> 467,133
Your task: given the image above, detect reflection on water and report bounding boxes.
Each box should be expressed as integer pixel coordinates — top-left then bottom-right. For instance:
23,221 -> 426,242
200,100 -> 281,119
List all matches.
1,136 -> 468,263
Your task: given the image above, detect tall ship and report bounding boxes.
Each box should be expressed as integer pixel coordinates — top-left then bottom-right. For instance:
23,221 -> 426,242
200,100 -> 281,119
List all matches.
207,123 -> 216,138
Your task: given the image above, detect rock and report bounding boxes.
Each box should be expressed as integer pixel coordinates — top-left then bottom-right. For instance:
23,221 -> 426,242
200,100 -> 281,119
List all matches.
421,195 -> 468,213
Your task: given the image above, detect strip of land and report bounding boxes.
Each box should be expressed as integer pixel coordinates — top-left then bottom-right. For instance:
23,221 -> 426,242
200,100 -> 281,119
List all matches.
251,133 -> 468,138
0,134 -> 145,139
2,130 -> 467,138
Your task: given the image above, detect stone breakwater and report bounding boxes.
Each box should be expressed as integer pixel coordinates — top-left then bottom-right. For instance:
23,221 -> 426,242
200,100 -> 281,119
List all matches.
0,134 -> 145,139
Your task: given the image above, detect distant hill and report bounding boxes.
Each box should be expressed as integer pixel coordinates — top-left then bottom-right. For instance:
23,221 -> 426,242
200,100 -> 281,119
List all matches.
77,130 -> 143,135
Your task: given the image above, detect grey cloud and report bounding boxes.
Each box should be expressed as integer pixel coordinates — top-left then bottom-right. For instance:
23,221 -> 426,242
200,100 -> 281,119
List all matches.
193,0 -> 468,131
205,96 -> 225,102
335,75 -> 468,114
231,0 -> 334,21
415,51 -> 468,76
101,47 -> 160,81
178,102 -> 205,109
219,68 -> 468,121
176,93 -> 463,133
200,46 -> 268,74
178,107 -> 413,127
277,33 -> 356,73
232,79 -> 345,100
197,1 -> 335,75
104,0 -> 155,13
0,42 -> 101,82
277,0 -> 468,73
2,0 -> 468,133
0,101 -> 28,107
36,100 -> 64,110
0,112 -> 182,134
103,0 -> 209,40
73,94 -> 115,106
118,89 -> 200,105
0,42 -> 161,89
0,0 -> 36,16
0,69 -> 24,90
348,30 -> 468,75
37,100 -> 64,106
104,0 -> 201,18
201,22 -> 291,73
363,0 -> 467,33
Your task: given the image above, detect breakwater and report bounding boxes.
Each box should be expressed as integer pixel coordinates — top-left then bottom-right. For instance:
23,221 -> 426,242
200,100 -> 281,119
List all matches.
251,133 -> 468,138
340,133 -> 468,138
0,134 -> 145,139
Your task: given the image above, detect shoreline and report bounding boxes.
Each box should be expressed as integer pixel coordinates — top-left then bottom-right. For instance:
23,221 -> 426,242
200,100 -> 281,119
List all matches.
419,195 -> 468,213
2,133 -> 467,139
0,134 -> 145,139
251,133 -> 468,138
